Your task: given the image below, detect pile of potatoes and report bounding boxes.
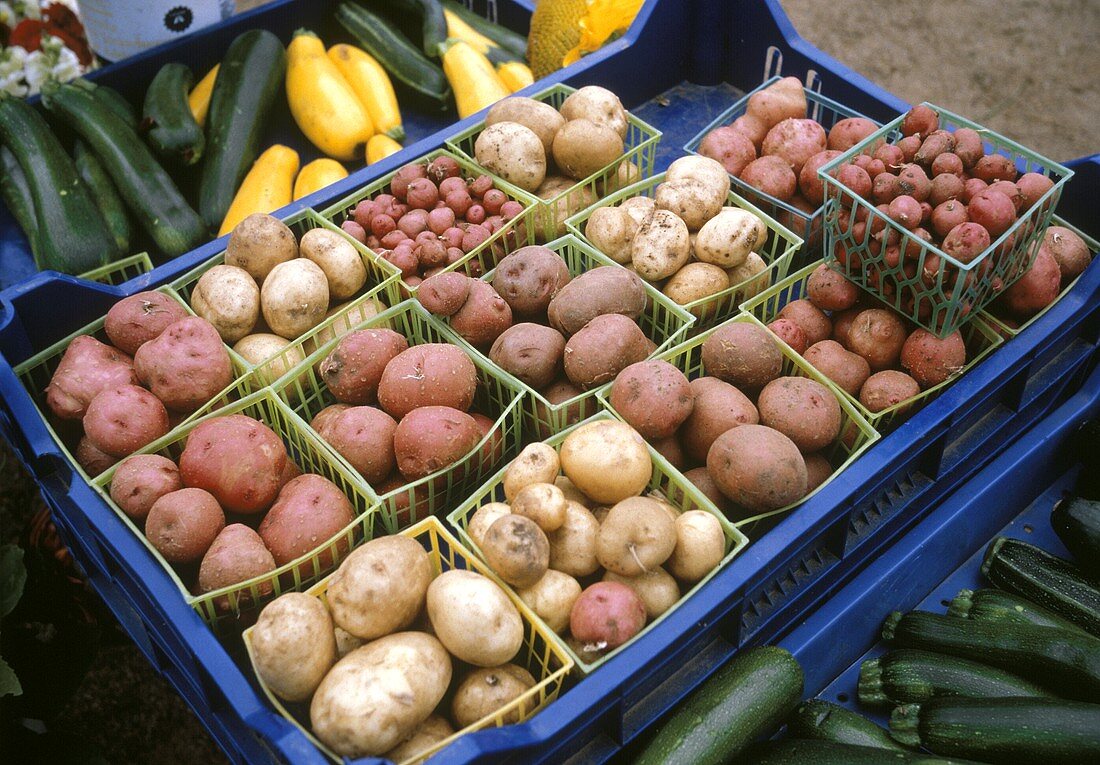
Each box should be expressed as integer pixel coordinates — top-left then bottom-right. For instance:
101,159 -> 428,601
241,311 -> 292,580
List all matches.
765,264 -> 976,413
249,534 -> 541,760
827,104 -> 1064,321
987,224 -> 1092,327
190,213 -> 386,386
337,154 -> 529,285
105,413 -> 356,604
583,156 -> 774,320
45,292 -> 234,477
476,86 -> 642,237
606,322 -> 850,519
308,329 -> 502,507
464,421 -> 727,663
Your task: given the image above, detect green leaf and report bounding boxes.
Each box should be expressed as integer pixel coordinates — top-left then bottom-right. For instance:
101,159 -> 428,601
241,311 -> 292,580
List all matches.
0,656 -> 21,697
0,544 -> 27,618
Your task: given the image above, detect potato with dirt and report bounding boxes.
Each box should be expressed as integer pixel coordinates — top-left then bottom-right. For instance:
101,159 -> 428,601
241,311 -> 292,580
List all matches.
563,314 -> 649,389
547,501 -> 600,577
261,259 -> 330,340
707,424 -> 808,512
631,208 -> 691,281
609,360 -> 694,439
804,340 -> 871,397
901,329 -> 967,387
699,126 -> 757,176
377,344 -> 478,419
190,264 -> 261,344
560,85 -> 629,138
133,316 -> 233,413
452,664 -> 537,728
1043,226 -> 1092,282
449,280 -> 514,349
777,299 -> 832,346
860,370 -> 922,412
198,523 -> 277,596
694,208 -> 767,268
427,570 -> 524,666
680,377 -> 759,463
761,118 -> 827,174
547,266 -> 647,335
757,377 -> 841,453
482,513 -> 550,588
320,328 -> 408,405
475,122 -> 546,193
83,384 -> 170,457
518,570 -> 582,633
104,291 -> 190,355
145,487 -> 225,564
511,482 -> 567,533
503,442 -> 560,500
393,406 -> 482,480
110,454 -> 182,521
486,97 -> 566,155
996,244 -> 1061,319
491,245 -> 572,317
178,414 -> 288,514
251,593 -> 337,702
225,213 -> 298,282
701,321 -> 783,390
846,309 -> 908,371
46,336 -> 137,420
490,323 -> 565,389
746,76 -> 807,129
326,535 -> 432,640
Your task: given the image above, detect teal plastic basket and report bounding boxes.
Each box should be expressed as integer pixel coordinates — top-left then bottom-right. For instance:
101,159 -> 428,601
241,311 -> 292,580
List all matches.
78,252 -> 155,285
818,102 -> 1074,337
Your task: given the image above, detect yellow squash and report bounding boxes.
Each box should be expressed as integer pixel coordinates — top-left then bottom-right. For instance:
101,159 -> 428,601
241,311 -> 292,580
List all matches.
440,39 -> 511,119
188,63 -> 219,127
496,61 -> 534,92
366,134 -> 402,165
293,158 -> 348,201
286,30 -> 373,161
219,145 -> 299,236
327,44 -> 405,143
443,8 -> 497,55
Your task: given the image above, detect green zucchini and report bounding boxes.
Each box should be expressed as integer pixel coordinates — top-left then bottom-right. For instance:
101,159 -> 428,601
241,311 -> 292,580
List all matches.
93,84 -> 139,130
787,699 -> 908,751
948,588 -> 1090,635
73,139 -> 130,255
633,646 -> 803,765
141,62 -> 205,165
982,536 -> 1100,636
373,0 -> 448,58
199,28 -> 286,231
890,697 -> 1100,764
741,739 -> 984,764
41,80 -> 205,259
858,648 -> 1054,707
442,0 -> 527,57
335,2 -> 450,106
0,144 -> 40,261
1052,496 -> 1100,577
882,610 -> 1100,701
0,93 -> 117,273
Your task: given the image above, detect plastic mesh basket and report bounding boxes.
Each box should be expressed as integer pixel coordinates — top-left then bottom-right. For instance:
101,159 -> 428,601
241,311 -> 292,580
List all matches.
265,299 -> 525,532
818,103 -> 1074,337
565,172 -> 802,331
445,83 -> 662,242
89,388 -> 382,631
11,287 -> 252,484
78,252 -> 155,285
242,516 -> 573,764
471,233 -> 695,438
979,216 -> 1099,339
447,411 -> 750,675
683,75 -> 879,261
741,261 -> 1005,430
318,149 -> 540,297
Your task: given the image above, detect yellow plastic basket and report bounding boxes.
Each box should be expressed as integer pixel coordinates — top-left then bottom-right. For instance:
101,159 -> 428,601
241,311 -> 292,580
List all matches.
447,411 -> 750,675
741,261 -> 1005,431
445,83 -> 662,242
241,516 -> 573,765
565,172 -> 803,332
90,388 -> 382,631
78,252 -> 155,285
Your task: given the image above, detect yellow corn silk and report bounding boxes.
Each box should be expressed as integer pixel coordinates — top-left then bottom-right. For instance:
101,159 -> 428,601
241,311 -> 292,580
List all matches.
563,0 -> 645,67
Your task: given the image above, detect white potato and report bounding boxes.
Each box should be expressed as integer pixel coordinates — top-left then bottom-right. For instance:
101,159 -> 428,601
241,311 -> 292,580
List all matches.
694,209 -> 768,268
662,263 -> 730,317
665,510 -> 726,583
655,178 -> 724,231
554,476 -> 591,507
620,196 -> 656,227
300,227 -> 367,300
310,632 -> 452,758
503,443 -> 560,500
665,155 -> 731,200
334,626 -> 364,659
233,333 -> 304,390
225,213 -> 298,283
551,119 -> 624,181
511,482 -> 567,533
426,570 -> 524,666
584,206 -> 637,264
327,536 -> 433,640
475,122 -> 546,192
726,251 -> 770,301
486,97 -> 566,156
596,496 -> 677,576
251,593 -> 336,702
191,264 -> 260,343
383,715 -> 454,764
560,420 -> 652,504
517,569 -> 582,633
537,175 -> 596,239
559,85 -> 629,138
451,664 -> 537,728
547,501 -> 600,577
631,208 -> 690,281
603,567 -> 680,619
261,259 -> 330,339
468,502 -> 512,549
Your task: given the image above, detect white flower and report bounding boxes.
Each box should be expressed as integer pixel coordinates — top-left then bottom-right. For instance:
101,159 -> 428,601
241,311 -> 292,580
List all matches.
12,0 -> 40,20
51,45 -> 80,83
0,3 -> 16,27
22,49 -> 52,95
0,45 -> 29,98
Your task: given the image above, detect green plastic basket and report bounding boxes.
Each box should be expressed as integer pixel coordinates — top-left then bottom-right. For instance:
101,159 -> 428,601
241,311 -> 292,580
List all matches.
818,102 -> 1074,338
741,261 -> 1005,431
445,83 -> 662,243
565,172 -> 802,331
12,287 -> 253,484
264,299 -> 526,532
447,411 -> 749,675
607,314 -> 881,527
468,233 -> 695,439
318,149 -> 540,296
242,517 -> 573,764
170,208 -> 401,389
89,389 -> 381,631
979,216 -> 1099,338
684,75 -> 879,262
78,252 -> 154,285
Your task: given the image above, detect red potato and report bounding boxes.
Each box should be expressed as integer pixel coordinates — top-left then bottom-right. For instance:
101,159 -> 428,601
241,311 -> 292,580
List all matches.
532,379 -> 586,440
310,404 -> 349,436
377,344 -> 478,419
470,412 -> 504,468
729,114 -> 769,151
874,143 -> 904,168
805,453 -> 833,492
833,164 -> 872,203
762,118 -> 827,175
767,318 -> 808,354
871,173 -> 901,205
104,291 -> 189,355
961,178 -> 988,204
701,321 -> 783,390
682,466 -> 733,514
651,435 -> 686,469
746,77 -> 807,129
258,475 -> 355,566
900,329 -> 967,387
777,299 -> 832,346
570,581 -> 646,650
322,407 -> 397,484
931,152 -> 964,178
706,424 -> 807,512
807,264 -> 859,311
83,384 -> 170,457
757,377 -> 841,453
804,340 -> 871,396
75,437 -> 118,477
110,454 -> 182,521
900,105 -> 939,138
897,135 -> 921,163
608,360 -> 694,439
827,118 -> 878,152
416,272 -> 471,317
952,128 -> 983,168
860,370 -> 921,413
320,329 -> 410,405
798,150 -> 843,206
492,245 -> 572,318
680,376 -> 759,464
145,488 -> 225,564
1044,226 -> 1091,281
972,154 -> 1018,183
897,164 -> 931,202
198,524 -> 276,597
846,309 -> 908,371
46,336 -> 137,420
888,195 -> 922,230
987,180 -> 1024,213
699,126 -> 757,176
741,156 -> 797,201
931,200 -> 969,239
133,317 -> 233,414
942,222 -> 991,264
1016,173 -> 1055,210
277,460 -> 302,492
563,314 -> 649,390
178,414 -> 288,514
490,323 -> 566,390
449,280 -> 513,349
831,306 -> 864,347
393,406 -> 482,480
996,245 -> 1061,319
913,130 -> 955,168
968,189 -> 1017,239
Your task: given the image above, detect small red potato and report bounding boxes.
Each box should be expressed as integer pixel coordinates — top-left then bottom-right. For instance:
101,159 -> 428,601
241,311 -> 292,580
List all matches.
320,329 -> 410,405
762,118 -> 827,174
393,406 -> 482,480
701,321 -> 783,390
608,360 -> 694,439
777,299 -> 833,346
888,195 -> 922,230
968,189 -> 1017,239
900,105 -> 939,138
897,164 -> 931,202
871,172 -> 901,205
952,128 -> 983,168
897,135 -> 921,163
570,581 -> 646,650
547,266 -> 647,336
798,150 -> 843,206
860,370 -> 921,413
942,222 -> 991,264
757,377 -> 841,453
996,245 -> 1061,319
901,329 -> 967,387
961,178 -> 989,204
831,307 -> 864,347
310,403 -> 349,436
1016,172 -> 1055,210
83,383 -> 171,459
767,318 -> 808,354
110,454 -> 182,521
972,154 -> 1018,183
706,424 -> 807,512
729,114 -> 769,150
931,152 -> 964,178
807,264 -> 859,311
145,487 -> 225,564
680,377 -> 759,464
846,309 -> 908,371
682,466 -> 733,514
804,340 -> 871,397
322,407 -> 397,484
931,200 -> 969,239
133,317 -> 233,413
827,118 -> 878,152
449,280 -> 513,349
833,164 -> 872,202
105,291 -> 190,355
178,414 -> 288,514
377,343 -> 478,419
76,437 -> 117,477
258,474 -> 355,566
699,126 -> 757,176
46,336 -> 137,421
741,156 -> 797,201
987,180 -> 1025,213
913,130 -> 955,168
198,524 -> 276,596
928,173 -> 965,208
1044,226 -> 1091,282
